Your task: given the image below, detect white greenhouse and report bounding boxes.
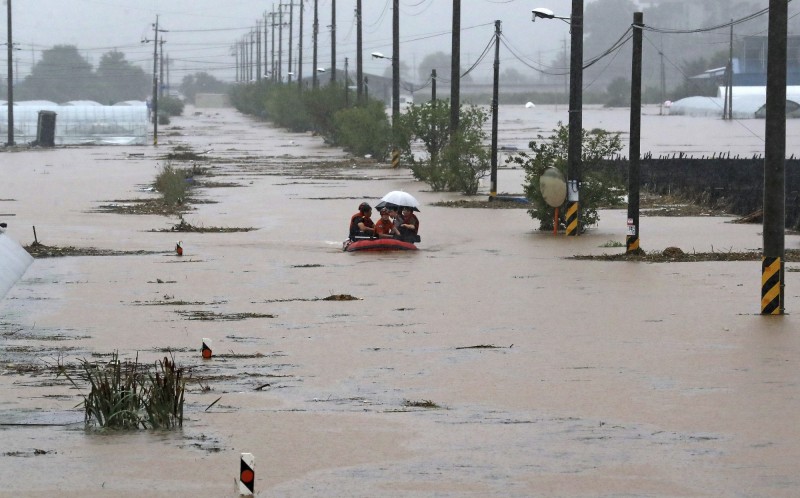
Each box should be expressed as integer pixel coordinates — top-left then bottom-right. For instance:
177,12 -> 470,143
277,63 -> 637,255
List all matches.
0,102 -> 149,145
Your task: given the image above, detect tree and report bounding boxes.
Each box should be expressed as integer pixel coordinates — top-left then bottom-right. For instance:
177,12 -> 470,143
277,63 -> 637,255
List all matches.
19,45 -> 95,102
179,72 -> 229,103
501,68 -> 527,84
398,100 -> 489,195
508,123 -> 624,231
417,52 -> 450,82
95,51 -> 150,104
604,77 -> 630,107
417,51 -> 473,85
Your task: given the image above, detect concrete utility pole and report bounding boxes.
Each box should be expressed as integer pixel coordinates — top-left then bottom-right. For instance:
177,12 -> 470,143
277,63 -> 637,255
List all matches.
278,5 -> 284,82
626,12 -> 643,254
330,0 -> 336,82
392,0 -> 400,127
450,0 -> 461,134
356,0 -> 363,100
264,11 -> 271,78
151,16 -> 160,145
270,9 -> 277,81
288,2 -> 294,83
489,20 -> 501,200
6,0 -> 15,146
391,0 -> 400,168
256,23 -> 261,81
313,0 -> 319,88
762,0 -> 787,315
565,0 -> 583,236
298,2 -> 304,89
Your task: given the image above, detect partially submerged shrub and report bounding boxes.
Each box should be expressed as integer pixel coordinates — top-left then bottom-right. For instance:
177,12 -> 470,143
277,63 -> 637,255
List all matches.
507,122 -> 624,231
158,96 -> 185,116
154,163 -> 188,206
333,101 -> 392,160
59,352 -> 186,430
399,101 -> 489,194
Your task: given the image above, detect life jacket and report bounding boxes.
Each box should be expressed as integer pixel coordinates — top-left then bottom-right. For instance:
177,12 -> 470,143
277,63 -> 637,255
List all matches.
349,212 -> 374,241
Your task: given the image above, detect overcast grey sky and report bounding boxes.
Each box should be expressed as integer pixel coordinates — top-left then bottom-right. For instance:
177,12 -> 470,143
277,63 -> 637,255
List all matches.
5,0 -> 592,83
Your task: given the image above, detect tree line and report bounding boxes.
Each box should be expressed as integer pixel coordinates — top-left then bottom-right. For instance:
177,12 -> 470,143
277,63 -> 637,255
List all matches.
2,45 -> 228,105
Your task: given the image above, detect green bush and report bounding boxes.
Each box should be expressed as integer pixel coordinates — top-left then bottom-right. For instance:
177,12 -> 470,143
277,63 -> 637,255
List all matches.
266,84 -> 312,132
302,84 -> 349,139
507,123 -> 625,231
333,101 -> 392,160
399,101 -> 489,194
154,162 -> 188,206
158,96 -> 184,116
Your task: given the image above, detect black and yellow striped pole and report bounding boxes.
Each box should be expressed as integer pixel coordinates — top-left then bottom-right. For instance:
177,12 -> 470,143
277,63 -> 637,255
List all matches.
761,0 -> 786,315
761,257 -> 782,314
391,148 -> 400,168
565,0 -> 584,237
564,188 -> 579,236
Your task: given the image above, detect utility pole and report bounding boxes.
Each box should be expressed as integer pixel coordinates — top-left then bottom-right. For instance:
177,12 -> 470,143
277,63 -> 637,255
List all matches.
431,69 -> 437,102
356,0 -> 363,100
264,11 -> 272,77
331,0 -> 336,82
450,0 -> 461,134
288,2 -> 294,83
151,16 -> 160,145
298,2 -> 304,89
565,0 -> 584,236
256,21 -> 262,81
392,0 -> 400,125
762,0 -> 787,314
626,12 -> 643,254
278,5 -> 284,82
489,20 -> 501,200
313,0 -> 319,88
6,0 -> 15,146
391,0 -> 400,168
726,21 -> 734,119
271,9 -> 277,81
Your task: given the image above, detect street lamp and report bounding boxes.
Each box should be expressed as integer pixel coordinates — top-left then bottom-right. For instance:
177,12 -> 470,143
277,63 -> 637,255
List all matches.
532,2 -> 583,236
531,8 -> 570,23
371,52 -> 399,123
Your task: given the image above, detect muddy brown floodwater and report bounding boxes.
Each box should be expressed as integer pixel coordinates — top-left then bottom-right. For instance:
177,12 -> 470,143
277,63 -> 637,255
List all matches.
1,105 -> 799,497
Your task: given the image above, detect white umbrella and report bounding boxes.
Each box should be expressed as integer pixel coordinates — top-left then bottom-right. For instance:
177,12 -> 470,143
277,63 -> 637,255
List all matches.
380,191 -> 420,211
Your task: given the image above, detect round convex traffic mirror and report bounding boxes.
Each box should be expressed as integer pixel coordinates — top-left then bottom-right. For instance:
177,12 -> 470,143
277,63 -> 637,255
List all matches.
539,167 -> 567,207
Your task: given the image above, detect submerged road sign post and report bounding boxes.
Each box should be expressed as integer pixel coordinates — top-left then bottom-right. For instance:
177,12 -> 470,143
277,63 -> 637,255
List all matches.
239,452 -> 255,495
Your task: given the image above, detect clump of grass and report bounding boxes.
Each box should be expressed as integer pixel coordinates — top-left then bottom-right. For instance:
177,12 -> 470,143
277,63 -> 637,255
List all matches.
154,163 -> 189,206
58,352 -> 186,430
600,240 -> 625,248
403,399 -> 440,409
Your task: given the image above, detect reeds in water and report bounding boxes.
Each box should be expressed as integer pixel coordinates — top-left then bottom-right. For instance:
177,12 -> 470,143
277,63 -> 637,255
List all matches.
59,352 -> 186,430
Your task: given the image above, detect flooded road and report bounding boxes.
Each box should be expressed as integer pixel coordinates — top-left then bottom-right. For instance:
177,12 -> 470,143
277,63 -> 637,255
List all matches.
1,105 -> 799,497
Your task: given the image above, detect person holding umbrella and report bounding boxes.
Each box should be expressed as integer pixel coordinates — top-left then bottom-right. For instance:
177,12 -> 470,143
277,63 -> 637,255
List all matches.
398,206 -> 420,243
